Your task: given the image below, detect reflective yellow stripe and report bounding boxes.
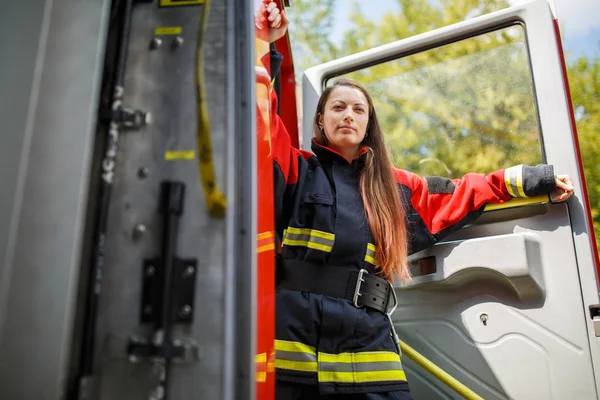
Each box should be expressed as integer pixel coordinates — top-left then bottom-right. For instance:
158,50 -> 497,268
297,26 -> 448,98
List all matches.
275,359 -> 318,372
505,165 -> 528,198
319,370 -> 407,383
286,226 -> 335,241
504,168 -> 516,197
365,243 -> 378,265
274,341 -> 405,383
515,169 -> 527,198
275,340 -> 316,355
283,239 -> 332,252
275,340 -> 318,372
282,226 -> 335,252
319,351 -> 401,363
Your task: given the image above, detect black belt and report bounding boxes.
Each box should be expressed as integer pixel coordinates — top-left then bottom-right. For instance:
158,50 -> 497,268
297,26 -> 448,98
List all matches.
277,259 -> 393,314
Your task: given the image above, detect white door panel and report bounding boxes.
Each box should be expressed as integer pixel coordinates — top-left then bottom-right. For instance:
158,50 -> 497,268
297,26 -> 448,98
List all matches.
399,205 -> 595,399
303,0 -> 600,398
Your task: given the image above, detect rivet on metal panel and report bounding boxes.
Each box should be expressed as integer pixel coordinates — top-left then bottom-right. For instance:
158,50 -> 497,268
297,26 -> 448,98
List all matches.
183,265 -> 195,277
130,335 -> 145,344
149,37 -> 162,50
480,313 -> 488,326
134,223 -> 147,239
138,167 -> 149,179
172,36 -> 184,49
148,385 -> 164,400
145,265 -> 155,277
593,316 -> 600,337
153,330 -> 164,346
180,305 -> 192,316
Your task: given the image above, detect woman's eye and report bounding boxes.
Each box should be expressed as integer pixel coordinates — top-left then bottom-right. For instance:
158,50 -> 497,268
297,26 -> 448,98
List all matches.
355,108 -> 365,113
333,105 -> 344,110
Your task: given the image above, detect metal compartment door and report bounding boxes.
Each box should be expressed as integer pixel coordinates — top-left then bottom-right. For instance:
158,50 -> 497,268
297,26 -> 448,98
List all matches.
302,1 -> 600,398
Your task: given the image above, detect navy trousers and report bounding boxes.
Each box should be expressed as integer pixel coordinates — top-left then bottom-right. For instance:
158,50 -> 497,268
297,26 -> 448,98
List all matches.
276,382 -> 413,400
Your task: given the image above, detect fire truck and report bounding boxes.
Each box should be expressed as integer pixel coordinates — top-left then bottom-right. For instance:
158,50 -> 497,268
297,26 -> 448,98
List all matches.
0,0 -> 598,399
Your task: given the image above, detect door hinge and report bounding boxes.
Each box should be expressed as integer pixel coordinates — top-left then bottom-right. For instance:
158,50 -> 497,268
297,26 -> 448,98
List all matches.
590,305 -> 600,337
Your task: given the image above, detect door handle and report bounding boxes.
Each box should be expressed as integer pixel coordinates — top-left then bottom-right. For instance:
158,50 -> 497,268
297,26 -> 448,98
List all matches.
402,233 -> 544,302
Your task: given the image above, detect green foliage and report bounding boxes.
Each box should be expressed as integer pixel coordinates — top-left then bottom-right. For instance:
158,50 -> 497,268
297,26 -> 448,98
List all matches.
567,54 -> 600,249
288,0 -> 600,249
287,0 -> 338,74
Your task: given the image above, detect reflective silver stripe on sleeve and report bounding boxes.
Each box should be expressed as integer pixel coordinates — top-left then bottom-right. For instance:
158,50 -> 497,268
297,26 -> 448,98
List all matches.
319,360 -> 403,373
365,243 -> 377,265
282,227 -> 335,252
505,165 -> 527,198
276,349 -> 318,363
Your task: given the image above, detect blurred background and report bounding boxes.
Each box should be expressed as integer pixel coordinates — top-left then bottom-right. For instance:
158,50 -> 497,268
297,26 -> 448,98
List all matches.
288,0 -> 600,250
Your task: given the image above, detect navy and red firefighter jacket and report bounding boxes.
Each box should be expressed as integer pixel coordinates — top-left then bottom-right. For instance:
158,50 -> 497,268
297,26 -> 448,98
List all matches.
263,54 -> 556,395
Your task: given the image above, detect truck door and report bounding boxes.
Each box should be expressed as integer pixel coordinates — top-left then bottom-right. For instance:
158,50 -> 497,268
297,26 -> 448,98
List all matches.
302,1 -> 600,398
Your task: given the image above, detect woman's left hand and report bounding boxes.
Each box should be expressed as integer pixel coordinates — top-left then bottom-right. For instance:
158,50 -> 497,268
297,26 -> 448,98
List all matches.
551,175 -> 575,202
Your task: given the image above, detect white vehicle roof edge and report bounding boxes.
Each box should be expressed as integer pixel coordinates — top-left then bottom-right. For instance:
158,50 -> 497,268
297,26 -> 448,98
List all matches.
547,0 -> 557,18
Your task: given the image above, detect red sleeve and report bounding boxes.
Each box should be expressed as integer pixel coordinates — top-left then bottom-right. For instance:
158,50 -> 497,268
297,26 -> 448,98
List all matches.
269,89 -> 311,185
394,169 -> 512,235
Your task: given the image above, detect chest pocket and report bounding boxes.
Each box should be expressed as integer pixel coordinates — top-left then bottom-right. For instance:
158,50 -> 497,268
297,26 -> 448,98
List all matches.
298,191 -> 335,236
297,166 -> 335,230
283,166 -> 336,260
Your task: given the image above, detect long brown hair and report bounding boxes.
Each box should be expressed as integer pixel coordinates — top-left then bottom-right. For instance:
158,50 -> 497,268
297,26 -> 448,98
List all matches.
313,78 -> 409,282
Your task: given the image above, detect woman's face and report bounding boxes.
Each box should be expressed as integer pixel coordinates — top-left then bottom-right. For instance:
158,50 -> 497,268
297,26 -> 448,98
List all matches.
319,86 -> 369,157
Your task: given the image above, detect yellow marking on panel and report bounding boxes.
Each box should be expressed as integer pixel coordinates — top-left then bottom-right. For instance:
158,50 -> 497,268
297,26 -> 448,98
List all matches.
257,232 -> 273,240
484,195 -> 548,212
165,150 -> 195,161
257,244 -> 275,254
160,0 -> 204,6
154,26 -> 182,35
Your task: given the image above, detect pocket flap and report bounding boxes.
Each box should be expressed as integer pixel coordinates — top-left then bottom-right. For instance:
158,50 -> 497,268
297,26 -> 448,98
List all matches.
301,192 -> 334,205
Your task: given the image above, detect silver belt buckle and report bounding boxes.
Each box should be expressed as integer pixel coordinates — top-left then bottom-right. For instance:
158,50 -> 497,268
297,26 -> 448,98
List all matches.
353,269 -> 368,308
386,280 -> 398,316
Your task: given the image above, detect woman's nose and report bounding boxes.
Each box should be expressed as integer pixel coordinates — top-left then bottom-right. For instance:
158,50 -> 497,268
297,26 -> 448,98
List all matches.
343,107 -> 354,120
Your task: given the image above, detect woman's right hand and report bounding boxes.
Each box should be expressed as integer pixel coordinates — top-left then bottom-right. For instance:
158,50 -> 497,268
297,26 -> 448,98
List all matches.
255,0 -> 289,43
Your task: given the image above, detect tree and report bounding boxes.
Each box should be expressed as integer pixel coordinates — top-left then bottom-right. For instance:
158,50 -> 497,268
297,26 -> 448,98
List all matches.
287,0 -> 338,75
567,55 -> 600,249
336,0 -> 541,177
289,0 -> 600,248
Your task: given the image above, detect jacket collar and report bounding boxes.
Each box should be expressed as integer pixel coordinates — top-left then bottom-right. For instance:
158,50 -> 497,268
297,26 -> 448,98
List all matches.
311,138 -> 369,167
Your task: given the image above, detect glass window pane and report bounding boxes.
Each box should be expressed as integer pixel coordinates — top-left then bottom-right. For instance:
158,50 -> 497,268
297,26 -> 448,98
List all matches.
337,25 -> 543,178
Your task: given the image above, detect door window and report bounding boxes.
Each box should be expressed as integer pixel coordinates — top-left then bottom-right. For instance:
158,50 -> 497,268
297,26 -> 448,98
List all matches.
335,25 -> 543,178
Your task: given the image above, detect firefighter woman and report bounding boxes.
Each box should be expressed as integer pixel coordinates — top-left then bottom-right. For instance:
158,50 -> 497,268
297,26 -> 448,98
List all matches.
258,2 -> 575,399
